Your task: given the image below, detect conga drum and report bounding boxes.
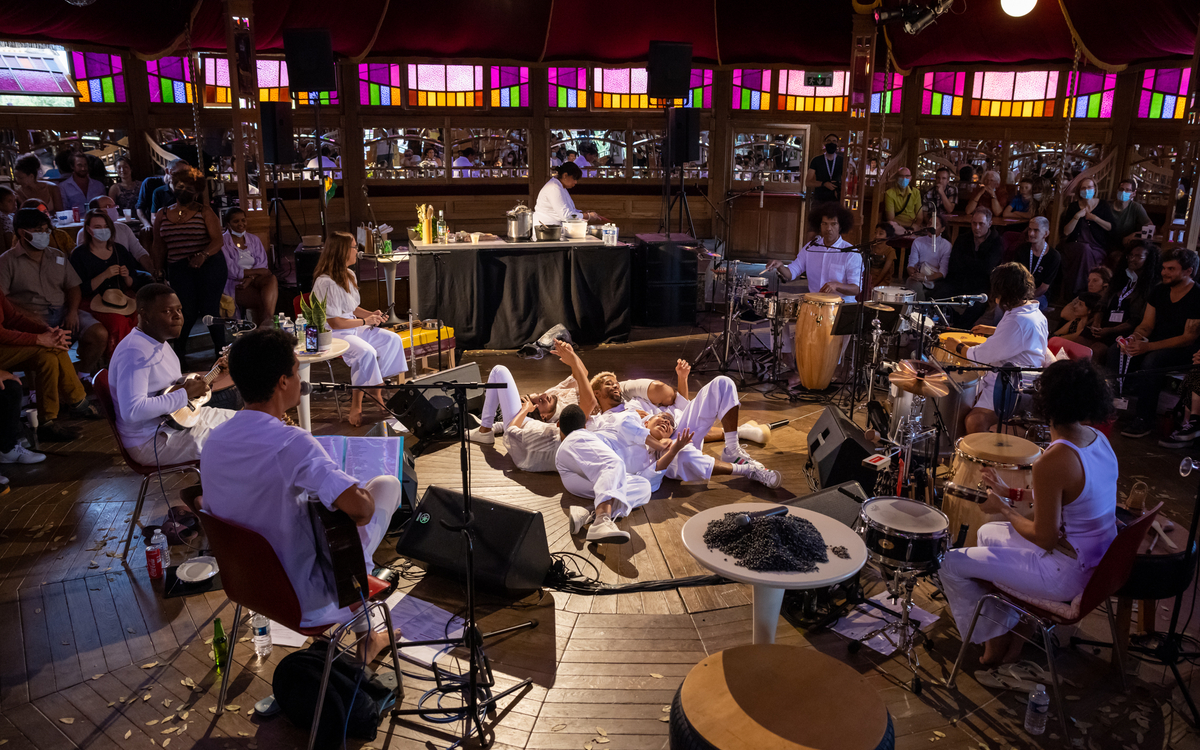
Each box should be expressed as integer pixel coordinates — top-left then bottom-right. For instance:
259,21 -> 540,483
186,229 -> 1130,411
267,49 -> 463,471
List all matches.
942,433 -> 1040,547
794,293 -> 844,390
932,332 -> 987,367
671,645 -> 893,750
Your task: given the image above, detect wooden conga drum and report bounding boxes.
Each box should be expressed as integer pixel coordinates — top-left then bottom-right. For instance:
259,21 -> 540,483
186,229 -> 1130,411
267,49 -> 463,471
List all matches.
670,645 -> 893,750
942,433 -> 1040,547
794,293 -> 844,390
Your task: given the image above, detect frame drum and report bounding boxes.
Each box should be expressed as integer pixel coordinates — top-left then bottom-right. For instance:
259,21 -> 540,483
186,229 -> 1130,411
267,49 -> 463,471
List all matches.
872,286 -> 914,307
794,293 -> 843,390
943,433 -> 1040,547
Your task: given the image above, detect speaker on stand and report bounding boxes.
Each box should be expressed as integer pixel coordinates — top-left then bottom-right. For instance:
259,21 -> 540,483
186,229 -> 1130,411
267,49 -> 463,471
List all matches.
648,41 -> 697,238
283,29 -> 336,242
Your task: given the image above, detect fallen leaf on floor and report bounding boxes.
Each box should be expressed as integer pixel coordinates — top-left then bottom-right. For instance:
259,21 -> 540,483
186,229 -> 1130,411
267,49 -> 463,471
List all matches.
551,724 -> 567,732
160,727 -> 177,735
933,731 -> 945,738
180,711 -> 189,720
163,699 -> 172,708
204,637 -> 213,645
162,740 -> 170,748
595,740 -> 609,745
119,697 -> 126,703
146,720 -> 159,726
150,740 -> 155,746
35,609 -> 41,614
92,674 -> 103,680
659,716 -> 669,722
237,733 -> 249,738
125,731 -> 132,740
106,702 -> 115,708
208,708 -> 216,714
662,706 -> 670,712
649,673 -> 663,679
59,718 -> 74,725
1076,721 -> 1092,732
128,627 -> 136,634
141,661 -> 159,669
143,694 -> 151,702
596,727 -> 607,737
225,705 -> 240,712
583,743 -> 593,750
61,641 -> 69,646
181,678 -> 195,688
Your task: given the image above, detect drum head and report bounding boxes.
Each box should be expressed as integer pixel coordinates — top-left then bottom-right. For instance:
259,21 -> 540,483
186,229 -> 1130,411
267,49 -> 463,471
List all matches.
959,433 -> 1042,465
862,497 -> 949,534
803,292 -> 843,305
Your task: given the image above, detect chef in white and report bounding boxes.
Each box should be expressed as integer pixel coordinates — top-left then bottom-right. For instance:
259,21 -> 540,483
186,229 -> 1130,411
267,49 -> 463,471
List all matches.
765,203 -> 862,302
532,162 -> 606,227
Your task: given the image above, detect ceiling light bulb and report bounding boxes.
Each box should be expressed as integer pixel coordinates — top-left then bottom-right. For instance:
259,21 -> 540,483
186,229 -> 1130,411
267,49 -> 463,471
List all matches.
1001,0 -> 1037,17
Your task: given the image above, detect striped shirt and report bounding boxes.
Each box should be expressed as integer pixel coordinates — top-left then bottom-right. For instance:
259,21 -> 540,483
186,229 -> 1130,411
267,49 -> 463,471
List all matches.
158,210 -> 211,263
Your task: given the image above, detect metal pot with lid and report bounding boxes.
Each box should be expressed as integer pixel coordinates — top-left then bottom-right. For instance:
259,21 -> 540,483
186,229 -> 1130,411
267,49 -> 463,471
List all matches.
507,202 -> 533,240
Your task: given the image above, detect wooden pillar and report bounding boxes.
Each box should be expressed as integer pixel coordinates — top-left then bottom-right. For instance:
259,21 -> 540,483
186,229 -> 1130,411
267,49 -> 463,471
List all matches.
709,69 -> 733,240
221,0 -> 268,234
528,67 -> 549,205
340,60 -> 367,229
1178,22 -> 1200,249
122,51 -> 154,179
848,12 -> 878,237
1109,69 -> 1139,191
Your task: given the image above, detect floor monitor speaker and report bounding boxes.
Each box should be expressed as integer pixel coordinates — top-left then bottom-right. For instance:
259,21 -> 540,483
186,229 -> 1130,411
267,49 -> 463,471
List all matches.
385,362 -> 484,439
807,405 -> 877,490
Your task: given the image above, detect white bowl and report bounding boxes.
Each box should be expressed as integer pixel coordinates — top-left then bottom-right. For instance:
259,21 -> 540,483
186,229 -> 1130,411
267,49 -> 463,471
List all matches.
561,219 -> 588,240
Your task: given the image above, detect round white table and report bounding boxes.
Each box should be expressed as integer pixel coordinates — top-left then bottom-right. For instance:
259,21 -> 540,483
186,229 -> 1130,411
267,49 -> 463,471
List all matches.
296,337 -> 349,431
681,503 -> 867,644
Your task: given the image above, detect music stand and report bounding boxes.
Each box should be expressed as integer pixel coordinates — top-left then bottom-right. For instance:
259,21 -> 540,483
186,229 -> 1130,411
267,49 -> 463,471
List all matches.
832,303 -> 901,337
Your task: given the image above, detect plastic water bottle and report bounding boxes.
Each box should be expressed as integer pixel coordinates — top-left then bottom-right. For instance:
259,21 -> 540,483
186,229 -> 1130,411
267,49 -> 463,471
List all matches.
295,315 -> 306,340
150,527 -> 171,569
251,613 -> 272,658
276,312 -> 286,330
1024,683 -> 1049,735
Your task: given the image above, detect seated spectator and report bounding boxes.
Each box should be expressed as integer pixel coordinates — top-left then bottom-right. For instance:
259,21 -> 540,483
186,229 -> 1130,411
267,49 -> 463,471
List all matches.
955,165 -> 976,211
1110,178 -> 1155,256
58,153 -> 106,215
870,222 -> 897,287
1107,246 -> 1200,439
71,208 -> 151,371
304,146 -> 342,179
1087,246 -> 1158,364
20,200 -> 74,254
1059,177 -> 1114,297
136,161 -> 178,226
883,168 -> 919,228
220,208 -> 277,327
1162,348 -> 1200,448
920,166 -> 957,227
0,368 -> 46,478
964,170 -> 1007,217
1053,292 -> 1102,340
43,149 -> 72,181
76,196 -> 154,274
1057,266 -> 1113,338
1006,216 -> 1061,310
108,156 -> 141,214
1002,178 -> 1039,221
905,212 -> 952,300
12,155 -> 63,214
931,207 -> 1004,328
0,187 -> 16,249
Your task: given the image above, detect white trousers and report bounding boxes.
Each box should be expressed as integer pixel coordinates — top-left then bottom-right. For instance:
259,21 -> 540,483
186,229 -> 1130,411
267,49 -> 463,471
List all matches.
662,375 -> 738,481
940,522 -> 1091,644
481,365 -> 522,429
556,431 -> 653,520
334,327 -> 409,386
127,406 -> 236,466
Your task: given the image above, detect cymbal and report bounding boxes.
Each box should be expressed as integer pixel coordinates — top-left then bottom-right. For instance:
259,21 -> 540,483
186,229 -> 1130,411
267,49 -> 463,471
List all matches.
865,302 -> 894,313
888,359 -> 950,398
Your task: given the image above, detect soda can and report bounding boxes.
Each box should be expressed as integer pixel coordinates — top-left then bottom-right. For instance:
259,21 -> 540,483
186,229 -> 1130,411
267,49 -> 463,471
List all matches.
146,545 -> 163,579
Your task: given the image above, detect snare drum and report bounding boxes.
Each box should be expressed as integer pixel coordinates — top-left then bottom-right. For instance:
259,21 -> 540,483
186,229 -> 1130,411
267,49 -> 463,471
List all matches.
942,433 -> 1040,547
777,296 -> 801,319
933,332 -> 988,367
794,293 -> 843,390
747,293 -> 778,318
872,286 -> 914,307
857,496 -> 949,571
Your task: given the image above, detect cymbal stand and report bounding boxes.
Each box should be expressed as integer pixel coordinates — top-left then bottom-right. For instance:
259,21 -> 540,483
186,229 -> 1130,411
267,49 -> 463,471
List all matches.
856,566 -> 931,693
693,260 -> 751,381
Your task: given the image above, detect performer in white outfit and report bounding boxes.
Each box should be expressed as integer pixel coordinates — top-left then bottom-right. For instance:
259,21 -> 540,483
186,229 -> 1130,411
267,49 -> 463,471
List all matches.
940,358 -> 1118,665
951,263 -> 1052,435
468,363 -> 578,472
310,231 -> 408,426
532,162 -> 606,227
765,203 -> 862,302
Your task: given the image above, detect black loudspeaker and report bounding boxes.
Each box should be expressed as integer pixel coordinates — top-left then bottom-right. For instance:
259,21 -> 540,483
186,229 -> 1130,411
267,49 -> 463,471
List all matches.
386,446 -> 419,534
396,486 -> 552,595
807,405 -> 877,490
648,41 -> 693,99
282,29 -> 336,92
668,108 -> 701,166
260,100 -> 295,165
632,238 -> 698,326
784,481 -> 869,528
385,362 -> 485,439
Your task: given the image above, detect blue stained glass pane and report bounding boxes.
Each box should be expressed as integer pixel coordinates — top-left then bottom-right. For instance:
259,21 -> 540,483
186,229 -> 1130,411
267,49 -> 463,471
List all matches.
1075,97 -> 1088,117
942,97 -> 952,116
501,88 -> 510,107
567,89 -> 576,108
380,86 -> 390,106
89,78 -> 102,101
1163,94 -> 1177,118
751,90 -> 760,109
173,80 -> 186,102
871,92 -> 881,113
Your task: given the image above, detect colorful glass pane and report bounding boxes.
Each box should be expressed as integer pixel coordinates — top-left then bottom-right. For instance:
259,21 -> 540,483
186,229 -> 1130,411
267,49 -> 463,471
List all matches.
71,51 -> 125,103
490,66 -> 529,108
969,70 -> 1057,117
1138,68 -> 1192,120
548,67 -> 587,108
870,72 -> 902,114
921,71 -> 965,116
358,63 -> 402,106
1065,71 -> 1116,119
591,67 -> 711,109
732,69 -> 771,110
0,47 -> 77,102
146,56 -> 193,104
775,70 -> 849,113
407,64 -> 483,107
204,56 -> 337,106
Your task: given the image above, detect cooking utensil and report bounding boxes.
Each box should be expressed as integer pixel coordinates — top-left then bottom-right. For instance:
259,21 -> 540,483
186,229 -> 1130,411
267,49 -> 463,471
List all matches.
534,224 -> 561,241
561,218 -> 587,240
506,202 -> 533,240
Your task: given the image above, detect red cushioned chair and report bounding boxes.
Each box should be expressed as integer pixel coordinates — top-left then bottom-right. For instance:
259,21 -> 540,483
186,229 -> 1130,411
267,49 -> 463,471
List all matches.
197,501 -> 400,750
94,370 -> 201,561
946,504 -> 1160,740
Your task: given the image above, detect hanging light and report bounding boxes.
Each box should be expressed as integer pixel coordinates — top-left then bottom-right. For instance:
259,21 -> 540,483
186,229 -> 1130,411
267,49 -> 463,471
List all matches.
1001,0 -> 1037,17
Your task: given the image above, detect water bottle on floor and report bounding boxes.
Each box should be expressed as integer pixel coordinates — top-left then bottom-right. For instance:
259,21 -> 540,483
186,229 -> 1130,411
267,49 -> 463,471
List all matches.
150,528 -> 170,569
1024,683 -> 1049,735
251,613 -> 272,658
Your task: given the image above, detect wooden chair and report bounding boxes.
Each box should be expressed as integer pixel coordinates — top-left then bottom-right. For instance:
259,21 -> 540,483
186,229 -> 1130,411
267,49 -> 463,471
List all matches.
93,370 -> 200,561
197,501 -> 400,750
946,504 -> 1160,739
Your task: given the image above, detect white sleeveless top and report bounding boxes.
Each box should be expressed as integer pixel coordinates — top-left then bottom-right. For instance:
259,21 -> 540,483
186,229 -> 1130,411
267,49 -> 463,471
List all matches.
1049,427 -> 1118,569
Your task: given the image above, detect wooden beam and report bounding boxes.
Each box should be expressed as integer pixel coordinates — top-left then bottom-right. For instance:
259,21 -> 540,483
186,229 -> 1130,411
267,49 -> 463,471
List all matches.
220,0 -> 267,227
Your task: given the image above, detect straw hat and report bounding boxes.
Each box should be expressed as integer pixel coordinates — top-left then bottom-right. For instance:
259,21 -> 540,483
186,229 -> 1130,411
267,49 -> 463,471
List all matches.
93,288 -> 136,316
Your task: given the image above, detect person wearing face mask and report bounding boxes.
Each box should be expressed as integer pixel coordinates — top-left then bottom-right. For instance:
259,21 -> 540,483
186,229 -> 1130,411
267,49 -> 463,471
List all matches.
806,134 -> 843,205
75,196 -> 153,274
70,208 -> 151,372
1110,178 -> 1155,254
219,208 -> 277,327
19,200 -> 74,254
964,170 -> 1007,217
883,167 -> 919,228
1004,216 -> 1060,310
152,166 -> 227,361
1059,177 -> 1115,298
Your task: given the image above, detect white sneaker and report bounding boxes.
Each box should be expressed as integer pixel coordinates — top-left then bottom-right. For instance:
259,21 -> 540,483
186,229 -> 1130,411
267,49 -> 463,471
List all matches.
720,443 -> 760,466
747,464 -> 782,489
568,506 -> 594,535
467,429 -> 495,445
0,444 -> 45,464
585,517 -> 630,544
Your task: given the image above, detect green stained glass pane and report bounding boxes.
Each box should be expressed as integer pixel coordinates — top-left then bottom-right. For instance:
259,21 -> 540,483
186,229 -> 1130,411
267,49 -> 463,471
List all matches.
370,85 -> 380,106
1151,92 -> 1164,119
557,87 -> 567,107
101,77 -> 114,102
931,92 -> 943,115
740,88 -> 750,109
160,78 -> 173,103
1087,96 -> 1099,118
884,91 -> 892,112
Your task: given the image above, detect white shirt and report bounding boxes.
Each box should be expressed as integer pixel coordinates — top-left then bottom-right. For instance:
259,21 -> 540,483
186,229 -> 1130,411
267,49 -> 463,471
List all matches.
907,235 -> 952,277
784,237 -> 862,302
533,177 -> 579,227
966,302 -> 1052,369
505,420 -> 560,472
311,273 -> 360,320
76,221 -> 149,265
452,156 -> 473,167
108,327 -> 188,446
304,156 -> 342,179
200,410 -> 358,627
619,378 -> 687,414
587,407 -> 657,475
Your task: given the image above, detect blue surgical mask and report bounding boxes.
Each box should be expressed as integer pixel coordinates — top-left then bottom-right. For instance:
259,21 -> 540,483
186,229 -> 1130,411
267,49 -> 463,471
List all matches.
91,228 -> 112,242
1080,188 -> 1095,200
1118,191 -> 1132,202
897,177 -> 910,189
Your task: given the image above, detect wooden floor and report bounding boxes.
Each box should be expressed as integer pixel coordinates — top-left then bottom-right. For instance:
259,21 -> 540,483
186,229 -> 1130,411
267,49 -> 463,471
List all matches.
4,319 -> 1200,750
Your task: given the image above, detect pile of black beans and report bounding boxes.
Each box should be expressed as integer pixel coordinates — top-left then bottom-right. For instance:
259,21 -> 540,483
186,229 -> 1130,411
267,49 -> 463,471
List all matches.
703,512 -> 829,573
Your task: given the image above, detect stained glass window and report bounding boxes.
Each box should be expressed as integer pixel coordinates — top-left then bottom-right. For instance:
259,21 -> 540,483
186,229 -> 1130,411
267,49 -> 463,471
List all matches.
1065,71 -> 1116,119
870,72 -> 903,114
921,72 -> 965,116
407,64 -> 483,107
202,56 -> 231,105
682,69 -> 713,109
776,70 -> 849,112
732,69 -> 772,110
1138,68 -> 1191,120
359,63 -> 402,106
548,67 -> 587,108
254,59 -> 289,102
0,46 -> 77,107
146,56 -> 193,104
490,66 -> 529,108
71,52 -> 125,104
970,71 -> 1057,117
590,67 -> 711,109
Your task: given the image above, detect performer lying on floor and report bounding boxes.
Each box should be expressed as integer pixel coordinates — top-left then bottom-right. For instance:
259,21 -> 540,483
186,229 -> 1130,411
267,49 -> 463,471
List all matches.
620,359 -> 770,446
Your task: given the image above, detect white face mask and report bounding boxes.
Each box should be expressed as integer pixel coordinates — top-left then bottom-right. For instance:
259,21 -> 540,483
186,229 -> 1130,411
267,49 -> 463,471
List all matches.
91,228 -> 112,242
26,231 -> 50,250
105,207 -> 120,223
229,229 -> 246,238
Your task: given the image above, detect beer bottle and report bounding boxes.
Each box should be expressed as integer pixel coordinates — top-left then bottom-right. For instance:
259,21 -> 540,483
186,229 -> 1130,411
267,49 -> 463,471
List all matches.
212,617 -> 228,674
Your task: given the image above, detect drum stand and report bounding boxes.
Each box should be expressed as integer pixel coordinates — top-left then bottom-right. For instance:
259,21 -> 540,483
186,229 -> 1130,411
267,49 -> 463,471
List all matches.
694,260 -> 753,381
854,566 -> 933,694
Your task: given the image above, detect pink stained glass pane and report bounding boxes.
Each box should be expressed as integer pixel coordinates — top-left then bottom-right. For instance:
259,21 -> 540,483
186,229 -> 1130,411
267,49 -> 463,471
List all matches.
1013,71 -> 1052,100
473,66 -> 482,91
1181,68 -> 1192,96
630,68 -> 648,94
445,65 -> 474,92
602,68 -> 629,94
390,64 -> 400,88
14,69 -> 61,93
257,60 -> 279,89
417,64 -> 445,92
1100,90 -> 1114,118
0,70 -> 17,93
954,72 -> 965,96
1156,68 -> 1181,94
207,57 -> 229,87
980,71 -> 1015,101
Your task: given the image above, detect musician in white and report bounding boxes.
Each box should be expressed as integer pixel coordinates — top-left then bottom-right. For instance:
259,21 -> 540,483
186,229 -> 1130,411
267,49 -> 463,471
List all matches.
764,203 -> 862,303
108,283 -> 237,466
200,327 -> 402,661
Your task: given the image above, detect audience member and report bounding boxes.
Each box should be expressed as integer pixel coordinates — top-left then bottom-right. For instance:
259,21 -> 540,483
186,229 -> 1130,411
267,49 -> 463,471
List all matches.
12,155 -> 63,214
0,368 -> 45,475
1002,178 -> 1038,221
905,212 -> 952,299
108,156 -> 141,213
1107,246 -> 1200,439
933,207 -> 1004,327
150,161 -> 192,216
964,170 -> 1007,217
806,133 -> 843,205
1054,292 -> 1102,340
71,208 -> 151,371
135,161 -> 179,226
76,196 -> 153,273
20,200 -> 74,254
1059,177 -> 1114,297
1006,216 -> 1061,310
58,153 -> 106,214
921,166 -> 957,227
1110,178 -> 1155,255
220,208 -> 277,327
955,166 -> 976,211
883,167 -> 919,228
870,222 -> 897,287
1087,245 -> 1159,363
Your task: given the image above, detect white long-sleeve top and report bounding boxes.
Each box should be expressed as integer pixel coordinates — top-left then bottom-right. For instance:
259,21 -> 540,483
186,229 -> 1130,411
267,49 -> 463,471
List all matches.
533,177 -> 580,226
587,407 -> 657,476
907,235 -> 952,277
965,302 -> 1052,369
784,237 -> 862,302
107,327 -> 188,446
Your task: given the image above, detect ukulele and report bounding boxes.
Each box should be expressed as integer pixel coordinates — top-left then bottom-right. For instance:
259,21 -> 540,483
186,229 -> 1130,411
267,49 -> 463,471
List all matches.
309,504 -> 369,608
160,346 -> 229,431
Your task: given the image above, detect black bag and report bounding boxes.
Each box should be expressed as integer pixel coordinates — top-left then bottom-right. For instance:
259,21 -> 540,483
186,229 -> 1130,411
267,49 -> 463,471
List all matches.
273,641 -> 399,750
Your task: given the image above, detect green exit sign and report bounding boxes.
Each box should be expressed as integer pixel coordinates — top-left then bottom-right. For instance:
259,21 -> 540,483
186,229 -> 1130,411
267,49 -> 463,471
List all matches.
804,71 -> 834,87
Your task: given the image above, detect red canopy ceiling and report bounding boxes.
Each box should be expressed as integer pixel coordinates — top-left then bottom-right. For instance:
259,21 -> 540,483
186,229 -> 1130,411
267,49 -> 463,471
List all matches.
0,0 -> 1193,69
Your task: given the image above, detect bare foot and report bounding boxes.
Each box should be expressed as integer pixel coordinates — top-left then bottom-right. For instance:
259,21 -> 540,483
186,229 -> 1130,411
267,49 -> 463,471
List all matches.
348,407 -> 363,427
979,633 -> 1013,666
357,626 -> 402,665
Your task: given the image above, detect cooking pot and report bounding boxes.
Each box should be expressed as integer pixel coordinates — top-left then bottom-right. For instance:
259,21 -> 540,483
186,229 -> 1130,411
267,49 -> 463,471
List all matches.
562,218 -> 588,240
506,202 -> 533,240
535,224 -> 561,241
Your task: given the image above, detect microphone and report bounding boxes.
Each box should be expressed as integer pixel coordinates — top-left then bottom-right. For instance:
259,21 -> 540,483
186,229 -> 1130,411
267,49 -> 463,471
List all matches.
307,382 -> 350,393
201,315 -> 256,330
949,294 -> 988,305
299,381 -> 312,397
734,506 -> 789,527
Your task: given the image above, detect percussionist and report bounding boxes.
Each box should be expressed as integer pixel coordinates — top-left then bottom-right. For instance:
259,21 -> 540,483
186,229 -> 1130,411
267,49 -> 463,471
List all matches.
533,162 -> 607,227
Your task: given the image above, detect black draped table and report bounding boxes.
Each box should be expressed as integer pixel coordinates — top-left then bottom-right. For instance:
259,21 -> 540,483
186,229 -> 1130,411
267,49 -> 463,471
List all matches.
408,236 -> 631,350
